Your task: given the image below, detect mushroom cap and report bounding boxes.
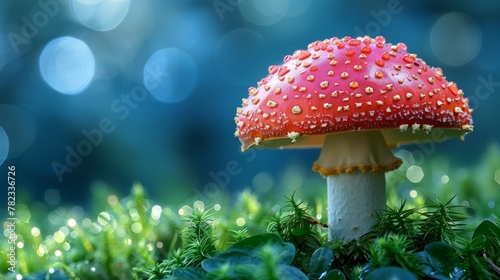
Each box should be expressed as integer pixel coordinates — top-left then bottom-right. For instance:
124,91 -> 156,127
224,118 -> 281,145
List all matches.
234,36 -> 473,151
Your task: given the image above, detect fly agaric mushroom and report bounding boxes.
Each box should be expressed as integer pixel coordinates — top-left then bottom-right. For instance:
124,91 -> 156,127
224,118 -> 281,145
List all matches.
234,35 -> 473,241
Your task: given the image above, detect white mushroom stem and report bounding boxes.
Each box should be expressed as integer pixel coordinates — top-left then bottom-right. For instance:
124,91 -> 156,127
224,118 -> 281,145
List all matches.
313,130 -> 402,241
326,172 -> 385,240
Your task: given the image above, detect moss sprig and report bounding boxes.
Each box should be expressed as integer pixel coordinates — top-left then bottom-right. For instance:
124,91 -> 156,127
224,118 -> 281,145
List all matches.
266,193 -> 323,263
417,195 -> 469,245
368,234 -> 424,278
179,207 -> 218,266
455,236 -> 494,280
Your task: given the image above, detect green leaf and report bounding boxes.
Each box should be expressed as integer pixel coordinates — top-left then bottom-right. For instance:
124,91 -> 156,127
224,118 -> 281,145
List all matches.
472,219 -> 500,251
201,251 -> 257,272
278,265 -> 309,280
309,247 -> 334,274
292,227 -> 308,237
201,233 -> 296,272
321,269 -> 346,280
172,267 -> 207,279
365,267 -> 418,280
424,242 -> 459,276
225,233 -> 287,253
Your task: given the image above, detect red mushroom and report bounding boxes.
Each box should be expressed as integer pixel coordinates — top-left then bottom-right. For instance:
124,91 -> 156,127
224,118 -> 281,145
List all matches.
234,35 -> 473,241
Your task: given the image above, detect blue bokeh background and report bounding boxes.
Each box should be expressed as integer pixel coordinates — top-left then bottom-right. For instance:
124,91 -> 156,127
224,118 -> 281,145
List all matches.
0,0 -> 499,209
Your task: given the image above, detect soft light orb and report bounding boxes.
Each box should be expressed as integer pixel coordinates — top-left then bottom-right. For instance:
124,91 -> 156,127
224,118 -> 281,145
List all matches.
0,126 -> 8,166
441,175 -> 450,184
236,217 -> 246,227
39,36 -> 95,95
143,48 -> 197,103
430,12 -> 481,66
409,190 -> 418,198
44,189 -> 60,206
252,172 -> 274,193
239,0 -> 289,26
406,166 -> 424,183
494,169 -> 500,185
70,0 -> 130,31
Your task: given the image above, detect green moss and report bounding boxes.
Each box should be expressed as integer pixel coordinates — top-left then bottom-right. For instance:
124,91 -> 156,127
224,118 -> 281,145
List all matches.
2,145 -> 500,279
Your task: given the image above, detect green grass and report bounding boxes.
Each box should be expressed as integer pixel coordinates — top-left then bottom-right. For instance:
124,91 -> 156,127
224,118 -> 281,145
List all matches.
2,184 -> 499,279
1,144 -> 500,279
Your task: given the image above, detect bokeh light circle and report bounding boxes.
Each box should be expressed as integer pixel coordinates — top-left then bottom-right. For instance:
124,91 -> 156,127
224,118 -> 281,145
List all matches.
494,169 -> 500,185
236,217 -> 246,226
285,0 -> 312,17
406,165 -> 424,183
97,212 -> 111,226
31,227 -> 41,237
0,105 -> 37,159
70,0 -> 130,31
441,175 -> 449,184
430,12 -> 481,66
239,0 -> 289,25
143,48 -> 198,103
409,190 -> 418,198
215,28 -> 265,86
39,37 -> 95,95
394,150 -> 415,171
44,189 -> 61,206
193,200 -> 205,211
252,172 -> 274,193
0,126 -> 8,166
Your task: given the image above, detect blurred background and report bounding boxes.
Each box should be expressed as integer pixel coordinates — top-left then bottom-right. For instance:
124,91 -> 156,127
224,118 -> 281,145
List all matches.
0,0 -> 498,218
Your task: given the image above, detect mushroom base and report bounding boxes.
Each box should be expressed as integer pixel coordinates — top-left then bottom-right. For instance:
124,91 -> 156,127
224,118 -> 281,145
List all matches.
326,172 -> 385,240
